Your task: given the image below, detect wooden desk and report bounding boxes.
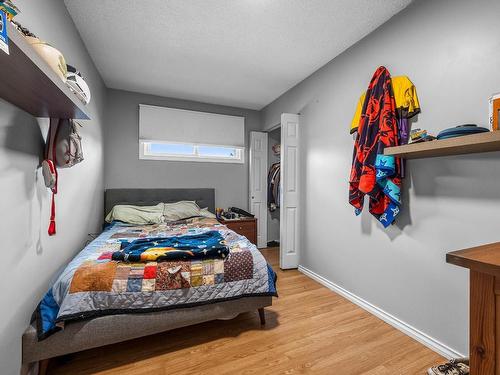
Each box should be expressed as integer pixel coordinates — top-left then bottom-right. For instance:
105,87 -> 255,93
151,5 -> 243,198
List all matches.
447,242 -> 500,374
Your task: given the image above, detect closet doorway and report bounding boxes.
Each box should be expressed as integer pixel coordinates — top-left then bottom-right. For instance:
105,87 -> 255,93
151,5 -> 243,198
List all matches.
249,113 -> 300,269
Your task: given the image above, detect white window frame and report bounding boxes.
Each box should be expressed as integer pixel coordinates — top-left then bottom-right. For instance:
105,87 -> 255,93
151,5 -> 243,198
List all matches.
139,140 -> 245,164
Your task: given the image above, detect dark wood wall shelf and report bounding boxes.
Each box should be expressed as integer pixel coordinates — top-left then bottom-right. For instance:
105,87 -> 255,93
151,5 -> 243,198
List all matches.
384,131 -> 500,159
0,21 -> 90,120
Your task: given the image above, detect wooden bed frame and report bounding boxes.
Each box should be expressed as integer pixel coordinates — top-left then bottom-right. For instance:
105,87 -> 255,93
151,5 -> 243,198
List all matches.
22,189 -> 272,374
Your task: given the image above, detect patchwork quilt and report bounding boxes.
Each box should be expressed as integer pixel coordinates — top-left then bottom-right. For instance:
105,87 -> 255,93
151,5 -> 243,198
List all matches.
35,217 -> 277,340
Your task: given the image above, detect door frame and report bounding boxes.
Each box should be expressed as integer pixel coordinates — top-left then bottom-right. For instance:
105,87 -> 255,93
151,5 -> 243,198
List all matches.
252,114 -> 300,269
249,131 -> 268,248
279,113 -> 300,269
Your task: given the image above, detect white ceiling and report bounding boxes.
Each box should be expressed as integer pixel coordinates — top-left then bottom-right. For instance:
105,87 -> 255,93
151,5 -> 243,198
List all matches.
65,0 -> 411,110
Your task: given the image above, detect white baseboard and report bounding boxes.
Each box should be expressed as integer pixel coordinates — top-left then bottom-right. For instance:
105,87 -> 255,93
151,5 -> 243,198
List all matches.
298,265 -> 464,359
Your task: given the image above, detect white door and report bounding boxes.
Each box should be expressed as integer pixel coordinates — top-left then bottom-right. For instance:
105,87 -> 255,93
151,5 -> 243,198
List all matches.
280,113 -> 300,269
249,131 -> 268,248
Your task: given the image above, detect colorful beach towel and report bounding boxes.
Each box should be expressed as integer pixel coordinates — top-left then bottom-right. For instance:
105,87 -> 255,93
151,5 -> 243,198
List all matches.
112,231 -> 229,262
349,66 -> 402,227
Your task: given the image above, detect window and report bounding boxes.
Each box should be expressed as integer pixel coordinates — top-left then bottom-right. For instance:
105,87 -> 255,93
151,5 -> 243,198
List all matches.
139,104 -> 245,164
140,141 -> 244,163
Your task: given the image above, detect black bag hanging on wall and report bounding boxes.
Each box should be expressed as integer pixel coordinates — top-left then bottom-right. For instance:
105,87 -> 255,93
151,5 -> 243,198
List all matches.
41,118 -> 84,235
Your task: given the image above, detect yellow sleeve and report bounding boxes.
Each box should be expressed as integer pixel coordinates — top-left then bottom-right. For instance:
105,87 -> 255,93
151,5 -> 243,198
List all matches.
406,83 -> 420,118
350,92 -> 366,134
394,76 -> 420,118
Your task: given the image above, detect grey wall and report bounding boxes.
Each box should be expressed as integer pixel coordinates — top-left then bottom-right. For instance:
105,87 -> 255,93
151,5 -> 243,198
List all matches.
261,0 -> 500,355
104,89 -> 261,210
3,0 -> 499,370
267,127 -> 281,243
0,1 -> 106,374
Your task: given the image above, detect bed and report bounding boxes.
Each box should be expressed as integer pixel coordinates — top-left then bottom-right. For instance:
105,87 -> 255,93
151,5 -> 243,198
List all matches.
22,188 -> 276,369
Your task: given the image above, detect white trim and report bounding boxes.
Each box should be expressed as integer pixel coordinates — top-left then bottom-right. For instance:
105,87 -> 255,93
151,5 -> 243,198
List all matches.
280,113 -> 300,269
249,131 -> 268,248
266,122 -> 281,132
298,265 -> 464,360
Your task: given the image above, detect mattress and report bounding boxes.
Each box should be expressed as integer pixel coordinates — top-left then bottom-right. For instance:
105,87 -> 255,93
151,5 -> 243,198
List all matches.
35,217 -> 277,340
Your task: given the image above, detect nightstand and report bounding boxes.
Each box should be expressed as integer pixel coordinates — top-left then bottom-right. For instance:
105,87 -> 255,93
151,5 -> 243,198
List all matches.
219,217 -> 257,245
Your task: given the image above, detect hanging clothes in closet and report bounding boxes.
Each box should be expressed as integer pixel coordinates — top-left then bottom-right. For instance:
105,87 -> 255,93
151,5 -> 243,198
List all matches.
268,162 -> 281,212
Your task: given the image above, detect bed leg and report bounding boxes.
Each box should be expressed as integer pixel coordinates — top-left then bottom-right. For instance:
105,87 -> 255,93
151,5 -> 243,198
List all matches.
39,359 -> 49,375
258,308 -> 266,325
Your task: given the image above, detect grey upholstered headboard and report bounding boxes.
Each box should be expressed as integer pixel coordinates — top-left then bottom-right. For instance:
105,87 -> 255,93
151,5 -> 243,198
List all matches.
104,188 -> 215,217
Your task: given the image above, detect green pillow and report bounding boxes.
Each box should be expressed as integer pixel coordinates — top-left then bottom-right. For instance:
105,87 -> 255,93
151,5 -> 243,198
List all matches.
105,203 -> 164,224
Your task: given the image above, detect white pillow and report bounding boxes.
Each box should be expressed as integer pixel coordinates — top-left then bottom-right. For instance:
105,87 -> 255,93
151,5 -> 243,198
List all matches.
105,203 -> 164,224
105,201 -> 216,224
199,207 -> 216,218
162,201 -> 203,221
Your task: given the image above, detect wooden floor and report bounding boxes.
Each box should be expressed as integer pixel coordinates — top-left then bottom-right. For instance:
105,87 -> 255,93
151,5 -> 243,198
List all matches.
48,248 -> 444,375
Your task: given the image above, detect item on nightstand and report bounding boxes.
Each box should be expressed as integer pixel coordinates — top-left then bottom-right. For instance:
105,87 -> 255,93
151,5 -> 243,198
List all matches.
489,93 -> 500,131
222,211 -> 236,220
436,124 -> 489,140
229,207 -> 254,218
220,207 -> 254,220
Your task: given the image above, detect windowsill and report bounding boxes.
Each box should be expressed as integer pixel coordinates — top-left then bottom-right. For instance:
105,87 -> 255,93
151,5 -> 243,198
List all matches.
139,154 -> 245,164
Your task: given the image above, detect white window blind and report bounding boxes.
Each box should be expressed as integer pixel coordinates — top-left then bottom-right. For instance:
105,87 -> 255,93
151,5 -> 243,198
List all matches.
139,104 -> 245,147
